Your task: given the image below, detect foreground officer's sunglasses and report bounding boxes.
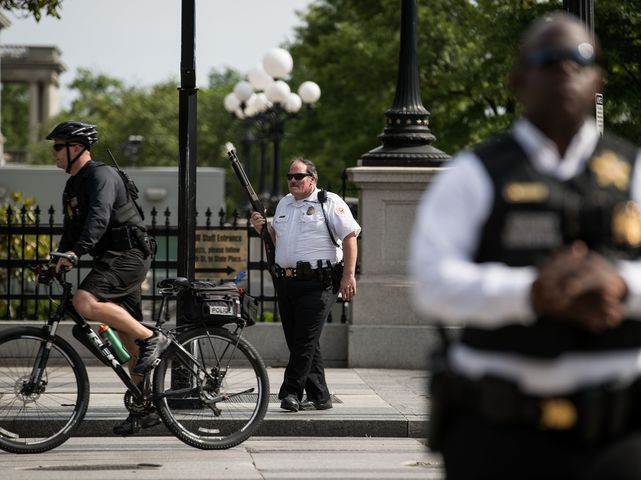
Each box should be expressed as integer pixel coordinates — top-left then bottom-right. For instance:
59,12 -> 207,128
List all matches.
287,173 -> 312,181
527,43 -> 601,68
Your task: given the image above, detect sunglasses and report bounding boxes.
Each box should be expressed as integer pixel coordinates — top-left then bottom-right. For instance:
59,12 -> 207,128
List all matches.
287,173 -> 313,181
526,44 -> 600,69
52,143 -> 80,152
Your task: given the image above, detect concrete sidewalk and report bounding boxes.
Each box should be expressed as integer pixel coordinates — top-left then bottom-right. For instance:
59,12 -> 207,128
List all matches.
75,368 -> 430,438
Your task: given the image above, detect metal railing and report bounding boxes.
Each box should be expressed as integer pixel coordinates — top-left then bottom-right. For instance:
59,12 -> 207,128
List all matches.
1,204 -> 351,323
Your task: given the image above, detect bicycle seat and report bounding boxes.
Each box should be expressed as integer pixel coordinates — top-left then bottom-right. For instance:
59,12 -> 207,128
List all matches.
157,277 -> 190,289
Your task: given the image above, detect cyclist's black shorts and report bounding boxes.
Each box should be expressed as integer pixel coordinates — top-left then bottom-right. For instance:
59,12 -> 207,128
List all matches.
79,248 -> 151,321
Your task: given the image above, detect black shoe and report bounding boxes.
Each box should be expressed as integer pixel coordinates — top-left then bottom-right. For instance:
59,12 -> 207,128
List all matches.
300,398 -> 333,411
133,331 -> 171,374
113,410 -> 161,436
280,394 -> 300,412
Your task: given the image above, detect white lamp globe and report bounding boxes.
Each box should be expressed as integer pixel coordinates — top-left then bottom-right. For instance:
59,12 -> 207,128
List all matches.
234,108 -> 246,119
285,92 -> 303,113
262,48 -> 293,79
265,80 -> 291,104
233,80 -> 254,102
298,81 -> 321,104
254,92 -> 272,112
244,93 -> 259,116
223,93 -> 240,113
248,63 -> 273,91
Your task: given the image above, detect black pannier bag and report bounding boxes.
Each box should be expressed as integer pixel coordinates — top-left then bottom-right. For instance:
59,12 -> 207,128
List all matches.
179,280 -> 257,325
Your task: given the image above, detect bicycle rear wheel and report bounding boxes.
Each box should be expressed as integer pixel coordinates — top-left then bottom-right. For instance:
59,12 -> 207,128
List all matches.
0,326 -> 89,454
153,326 -> 269,449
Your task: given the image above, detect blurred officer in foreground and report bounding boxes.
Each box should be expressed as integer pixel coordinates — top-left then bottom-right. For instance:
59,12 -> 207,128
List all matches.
409,12 -> 641,480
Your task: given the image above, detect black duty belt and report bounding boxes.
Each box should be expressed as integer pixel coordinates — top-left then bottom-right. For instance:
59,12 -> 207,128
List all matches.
442,371 -> 641,444
274,262 -> 338,281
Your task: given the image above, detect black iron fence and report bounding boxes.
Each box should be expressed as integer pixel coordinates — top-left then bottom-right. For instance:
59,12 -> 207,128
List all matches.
1,204 -> 351,324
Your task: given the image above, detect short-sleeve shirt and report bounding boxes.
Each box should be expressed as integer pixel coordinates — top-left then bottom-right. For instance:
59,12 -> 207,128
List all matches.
272,188 -> 361,268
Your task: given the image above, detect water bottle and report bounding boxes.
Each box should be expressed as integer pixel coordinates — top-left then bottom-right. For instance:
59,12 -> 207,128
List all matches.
98,324 -> 131,364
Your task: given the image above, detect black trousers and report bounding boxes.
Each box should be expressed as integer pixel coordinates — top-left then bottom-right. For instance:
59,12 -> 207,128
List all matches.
276,277 -> 337,402
441,413 -> 641,480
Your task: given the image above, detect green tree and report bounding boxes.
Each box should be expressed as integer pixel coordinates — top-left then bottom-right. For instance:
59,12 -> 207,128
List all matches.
22,0 -> 641,200
283,0 -> 641,190
0,192 -> 54,319
596,0 -> 641,143
0,0 -> 62,21
1,83 -> 29,149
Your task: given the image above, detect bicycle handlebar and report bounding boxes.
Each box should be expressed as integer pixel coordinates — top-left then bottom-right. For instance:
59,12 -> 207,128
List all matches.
50,251 -> 78,266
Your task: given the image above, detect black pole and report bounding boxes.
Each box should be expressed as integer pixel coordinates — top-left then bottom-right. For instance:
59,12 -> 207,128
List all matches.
178,0 -> 197,281
360,0 -> 448,166
563,0 -> 594,37
271,137 -> 281,201
259,140 -> 267,197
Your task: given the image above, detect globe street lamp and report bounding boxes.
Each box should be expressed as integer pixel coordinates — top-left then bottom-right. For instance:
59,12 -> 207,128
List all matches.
224,48 -> 320,206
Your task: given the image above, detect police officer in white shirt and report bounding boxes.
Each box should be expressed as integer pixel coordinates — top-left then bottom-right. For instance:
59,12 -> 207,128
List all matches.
410,12 -> 641,479
251,158 -> 361,412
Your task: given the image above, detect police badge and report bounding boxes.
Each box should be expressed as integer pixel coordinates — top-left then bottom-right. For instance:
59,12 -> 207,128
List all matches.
612,201 -> 641,247
590,150 -> 630,190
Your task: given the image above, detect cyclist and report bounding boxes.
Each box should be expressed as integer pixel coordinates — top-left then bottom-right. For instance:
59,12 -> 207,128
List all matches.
47,121 -> 170,435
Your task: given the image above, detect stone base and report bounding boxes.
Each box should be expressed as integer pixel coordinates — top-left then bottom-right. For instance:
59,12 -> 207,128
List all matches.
347,324 -> 442,369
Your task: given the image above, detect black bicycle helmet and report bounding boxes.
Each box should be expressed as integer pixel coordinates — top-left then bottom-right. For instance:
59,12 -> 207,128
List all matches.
46,121 -> 98,148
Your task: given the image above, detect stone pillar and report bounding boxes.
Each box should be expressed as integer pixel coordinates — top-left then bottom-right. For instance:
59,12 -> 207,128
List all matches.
28,81 -> 40,145
347,0 -> 450,368
348,167 -> 442,368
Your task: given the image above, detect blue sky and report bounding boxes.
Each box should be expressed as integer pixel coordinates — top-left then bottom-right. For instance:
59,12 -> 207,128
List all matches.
1,0 -> 313,107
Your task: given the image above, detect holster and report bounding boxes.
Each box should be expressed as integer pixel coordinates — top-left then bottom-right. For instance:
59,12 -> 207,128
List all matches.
111,225 -> 155,259
111,225 -> 136,250
331,262 -> 344,294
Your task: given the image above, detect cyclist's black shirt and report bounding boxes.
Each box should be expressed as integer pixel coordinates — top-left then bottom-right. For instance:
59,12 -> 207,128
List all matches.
59,160 -> 129,257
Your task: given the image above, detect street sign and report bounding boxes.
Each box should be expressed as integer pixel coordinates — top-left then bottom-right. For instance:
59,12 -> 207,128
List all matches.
595,93 -> 604,136
194,229 -> 247,280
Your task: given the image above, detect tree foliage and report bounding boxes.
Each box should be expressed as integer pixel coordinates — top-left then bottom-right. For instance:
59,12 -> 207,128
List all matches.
12,0 -> 641,200
0,0 -> 62,21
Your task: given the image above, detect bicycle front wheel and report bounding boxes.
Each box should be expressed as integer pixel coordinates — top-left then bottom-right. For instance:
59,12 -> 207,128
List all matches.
0,326 -> 89,454
154,326 -> 269,450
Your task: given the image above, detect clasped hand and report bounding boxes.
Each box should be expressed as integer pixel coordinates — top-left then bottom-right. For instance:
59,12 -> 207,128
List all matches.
531,242 -> 628,333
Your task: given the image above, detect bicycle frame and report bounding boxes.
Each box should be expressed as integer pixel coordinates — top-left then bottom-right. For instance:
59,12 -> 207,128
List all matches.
2,260 -> 269,453
30,269 -> 145,402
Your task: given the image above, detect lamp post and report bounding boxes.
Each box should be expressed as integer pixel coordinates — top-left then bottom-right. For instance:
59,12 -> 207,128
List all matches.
224,48 -> 321,206
563,0 -> 594,37
360,0 -> 448,166
122,134 -> 144,166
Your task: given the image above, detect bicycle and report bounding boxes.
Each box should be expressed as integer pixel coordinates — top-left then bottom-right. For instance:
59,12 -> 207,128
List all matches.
0,252 -> 269,454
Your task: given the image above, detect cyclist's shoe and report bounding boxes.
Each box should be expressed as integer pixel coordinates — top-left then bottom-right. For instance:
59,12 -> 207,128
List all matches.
113,410 -> 161,436
132,331 -> 171,374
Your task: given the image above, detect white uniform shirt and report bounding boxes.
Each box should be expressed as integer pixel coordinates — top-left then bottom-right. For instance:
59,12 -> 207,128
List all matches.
272,188 -> 361,268
409,119 -> 641,395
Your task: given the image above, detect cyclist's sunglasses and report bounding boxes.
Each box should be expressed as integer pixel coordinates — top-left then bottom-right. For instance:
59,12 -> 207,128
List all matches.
287,173 -> 313,181
526,44 -> 601,69
52,143 -> 80,152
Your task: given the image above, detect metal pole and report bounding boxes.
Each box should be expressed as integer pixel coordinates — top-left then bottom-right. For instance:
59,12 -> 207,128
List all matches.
259,140 -> 267,197
360,0 -> 449,166
563,0 -> 594,37
177,0 -> 197,281
172,0 -> 198,403
271,137 -> 281,202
